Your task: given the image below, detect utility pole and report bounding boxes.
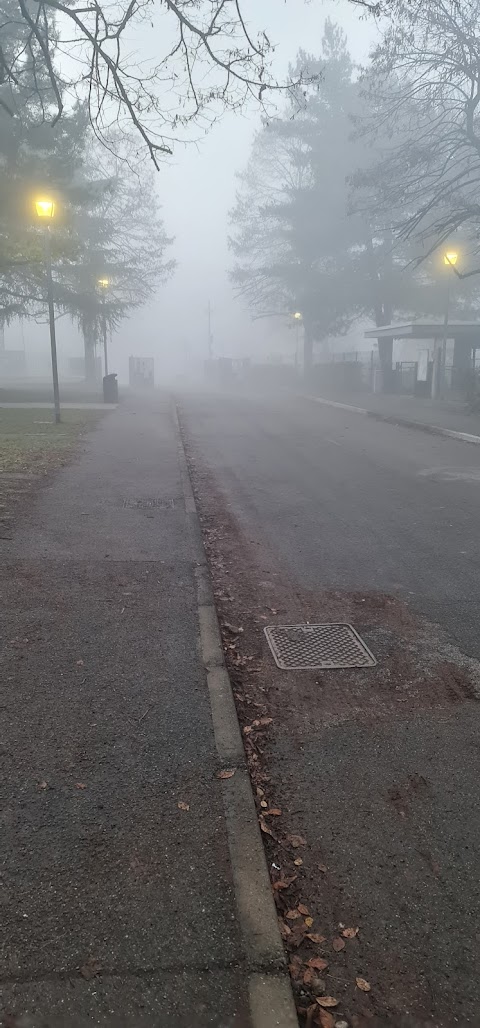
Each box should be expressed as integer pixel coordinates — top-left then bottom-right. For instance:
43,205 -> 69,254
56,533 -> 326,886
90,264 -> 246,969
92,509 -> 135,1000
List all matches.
207,299 -> 213,358
44,226 -> 61,424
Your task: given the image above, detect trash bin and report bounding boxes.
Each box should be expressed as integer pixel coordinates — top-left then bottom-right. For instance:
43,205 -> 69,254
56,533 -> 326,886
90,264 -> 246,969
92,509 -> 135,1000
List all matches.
103,372 -> 118,404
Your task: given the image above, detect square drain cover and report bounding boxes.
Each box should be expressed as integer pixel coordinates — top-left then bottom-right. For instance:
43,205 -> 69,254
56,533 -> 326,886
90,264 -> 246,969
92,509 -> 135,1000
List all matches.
264,623 -> 376,670
123,498 -> 175,510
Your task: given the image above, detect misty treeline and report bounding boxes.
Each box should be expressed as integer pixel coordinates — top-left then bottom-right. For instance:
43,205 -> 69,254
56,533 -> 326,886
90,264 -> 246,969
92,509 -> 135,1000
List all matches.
230,1 -> 480,369
0,0 -> 174,375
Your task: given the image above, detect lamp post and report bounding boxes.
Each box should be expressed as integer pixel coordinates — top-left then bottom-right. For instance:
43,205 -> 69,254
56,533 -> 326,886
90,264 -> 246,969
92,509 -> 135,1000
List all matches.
98,277 -> 109,376
293,311 -> 302,369
35,197 -> 60,423
436,249 -> 459,400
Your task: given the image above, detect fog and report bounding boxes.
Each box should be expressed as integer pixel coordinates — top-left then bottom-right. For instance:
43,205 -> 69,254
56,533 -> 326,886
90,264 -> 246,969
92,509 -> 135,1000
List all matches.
3,0 -> 376,385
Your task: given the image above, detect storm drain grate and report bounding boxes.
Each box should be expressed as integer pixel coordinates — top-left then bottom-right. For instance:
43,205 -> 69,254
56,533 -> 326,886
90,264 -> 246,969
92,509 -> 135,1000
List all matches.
264,623 -> 376,670
122,498 -> 175,510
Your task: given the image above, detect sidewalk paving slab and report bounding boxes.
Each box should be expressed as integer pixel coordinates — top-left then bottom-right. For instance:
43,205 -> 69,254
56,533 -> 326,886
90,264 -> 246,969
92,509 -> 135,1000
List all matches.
0,395 -> 256,1027
307,389 -> 480,440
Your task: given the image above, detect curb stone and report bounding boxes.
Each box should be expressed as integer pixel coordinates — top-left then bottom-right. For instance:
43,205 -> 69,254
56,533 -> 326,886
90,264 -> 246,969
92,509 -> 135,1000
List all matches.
172,399 -> 299,1028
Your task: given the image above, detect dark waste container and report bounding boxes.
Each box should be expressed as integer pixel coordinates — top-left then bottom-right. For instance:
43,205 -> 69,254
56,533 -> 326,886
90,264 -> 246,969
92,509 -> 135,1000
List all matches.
103,372 -> 118,403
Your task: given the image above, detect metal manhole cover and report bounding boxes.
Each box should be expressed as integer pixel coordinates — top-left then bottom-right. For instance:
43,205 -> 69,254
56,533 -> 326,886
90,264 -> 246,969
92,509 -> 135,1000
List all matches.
123,498 -> 175,510
264,623 -> 376,670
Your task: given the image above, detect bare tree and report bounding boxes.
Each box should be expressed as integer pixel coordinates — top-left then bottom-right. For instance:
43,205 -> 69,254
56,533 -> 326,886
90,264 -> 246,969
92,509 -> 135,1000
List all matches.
356,0 -> 480,275
0,0 -> 307,165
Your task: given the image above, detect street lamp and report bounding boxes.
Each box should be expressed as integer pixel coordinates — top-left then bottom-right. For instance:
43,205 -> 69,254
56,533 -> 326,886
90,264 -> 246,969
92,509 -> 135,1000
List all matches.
35,196 -> 60,423
292,312 -> 302,369
98,277 -> 109,376
434,249 -> 459,399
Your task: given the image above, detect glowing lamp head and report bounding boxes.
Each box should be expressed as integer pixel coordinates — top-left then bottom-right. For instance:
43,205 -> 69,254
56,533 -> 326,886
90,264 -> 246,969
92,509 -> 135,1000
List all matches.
444,250 -> 458,267
293,311 -> 302,320
35,198 -> 55,219
98,277 -> 109,289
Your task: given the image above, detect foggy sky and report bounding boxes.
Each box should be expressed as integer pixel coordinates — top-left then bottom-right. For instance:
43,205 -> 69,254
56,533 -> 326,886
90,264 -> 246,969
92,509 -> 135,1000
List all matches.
118,0 -> 377,378
6,0 -> 377,382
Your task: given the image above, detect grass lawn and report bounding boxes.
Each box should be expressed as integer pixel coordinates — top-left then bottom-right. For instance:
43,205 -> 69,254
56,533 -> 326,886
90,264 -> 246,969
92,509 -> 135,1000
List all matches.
0,408 -> 104,538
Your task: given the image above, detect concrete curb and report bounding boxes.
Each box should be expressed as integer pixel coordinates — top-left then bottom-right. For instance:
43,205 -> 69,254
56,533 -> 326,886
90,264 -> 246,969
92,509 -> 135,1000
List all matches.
172,400 -> 298,1028
308,394 -> 480,445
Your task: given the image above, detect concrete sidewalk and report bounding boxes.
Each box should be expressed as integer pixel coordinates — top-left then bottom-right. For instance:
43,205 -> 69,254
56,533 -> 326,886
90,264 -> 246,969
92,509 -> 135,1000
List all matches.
0,394 -> 292,1027
308,389 -> 480,442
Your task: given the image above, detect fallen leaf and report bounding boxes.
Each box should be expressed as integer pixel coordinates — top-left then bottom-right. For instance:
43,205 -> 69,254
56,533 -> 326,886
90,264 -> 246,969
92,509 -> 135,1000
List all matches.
80,957 -> 101,980
243,725 -> 253,735
318,1011 -> 335,1028
257,716 -> 273,726
307,957 -> 329,971
75,783 -> 87,790
217,769 -> 235,779
76,659 -> 84,667
256,787 -> 265,797
342,926 -> 359,938
305,1004 -> 318,1028
356,977 -> 371,992
316,997 -> 339,1009
289,956 -> 303,980
259,816 -> 273,836
273,876 -> 297,891
286,908 -> 301,920
224,622 -> 244,635
177,801 -> 190,811
265,808 -> 282,816
37,781 -> 48,790
287,834 -> 307,848
303,968 -> 316,987
279,919 -> 292,940
305,916 -> 314,927
318,863 -> 327,873
306,933 -> 326,944
260,799 -> 268,808
298,903 -> 310,916
294,857 -> 303,866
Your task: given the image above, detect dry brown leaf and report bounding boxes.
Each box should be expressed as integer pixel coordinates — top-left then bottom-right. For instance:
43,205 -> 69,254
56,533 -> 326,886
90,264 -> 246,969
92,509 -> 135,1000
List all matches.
273,875 -> 297,891
37,781 -> 48,790
286,908 -> 301,920
288,955 -> 303,981
279,919 -> 292,940
80,958 -> 101,980
306,933 -> 326,944
260,799 -> 268,808
298,903 -> 310,916
356,977 -> 371,992
259,816 -> 273,836
265,808 -> 282,816
303,968 -> 316,987
306,1004 -> 318,1028
342,927 -> 359,938
75,783 -> 87,790
177,801 -> 190,811
288,834 -> 307,848
243,725 -> 253,735
307,957 -> 329,971
304,916 -> 314,928
294,857 -> 303,866
332,937 -> 346,952
217,769 -> 236,779
317,1011 -> 335,1028
316,997 -> 339,1009
318,864 -> 327,873
256,787 -> 265,797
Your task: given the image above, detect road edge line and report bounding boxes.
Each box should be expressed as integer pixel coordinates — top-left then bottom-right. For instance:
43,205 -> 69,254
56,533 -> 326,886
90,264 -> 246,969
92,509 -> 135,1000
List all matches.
172,400 -> 298,1028
307,394 -> 480,444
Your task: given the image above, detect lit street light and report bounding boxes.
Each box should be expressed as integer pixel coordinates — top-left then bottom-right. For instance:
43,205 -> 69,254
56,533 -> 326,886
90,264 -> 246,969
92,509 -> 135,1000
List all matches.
293,311 -> 302,369
35,196 -> 60,423
98,277 -> 110,376
435,249 -> 459,399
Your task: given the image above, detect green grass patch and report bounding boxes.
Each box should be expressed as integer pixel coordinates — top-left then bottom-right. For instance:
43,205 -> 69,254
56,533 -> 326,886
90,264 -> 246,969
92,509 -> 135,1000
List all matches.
0,409 -> 104,535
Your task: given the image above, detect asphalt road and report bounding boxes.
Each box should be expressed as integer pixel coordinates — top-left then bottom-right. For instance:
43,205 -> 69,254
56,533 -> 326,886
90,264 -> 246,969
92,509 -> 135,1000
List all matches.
180,387 -> 480,1026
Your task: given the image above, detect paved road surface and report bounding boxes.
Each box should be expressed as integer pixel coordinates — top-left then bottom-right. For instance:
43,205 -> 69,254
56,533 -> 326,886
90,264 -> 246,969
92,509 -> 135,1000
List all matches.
180,387 -> 480,1026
